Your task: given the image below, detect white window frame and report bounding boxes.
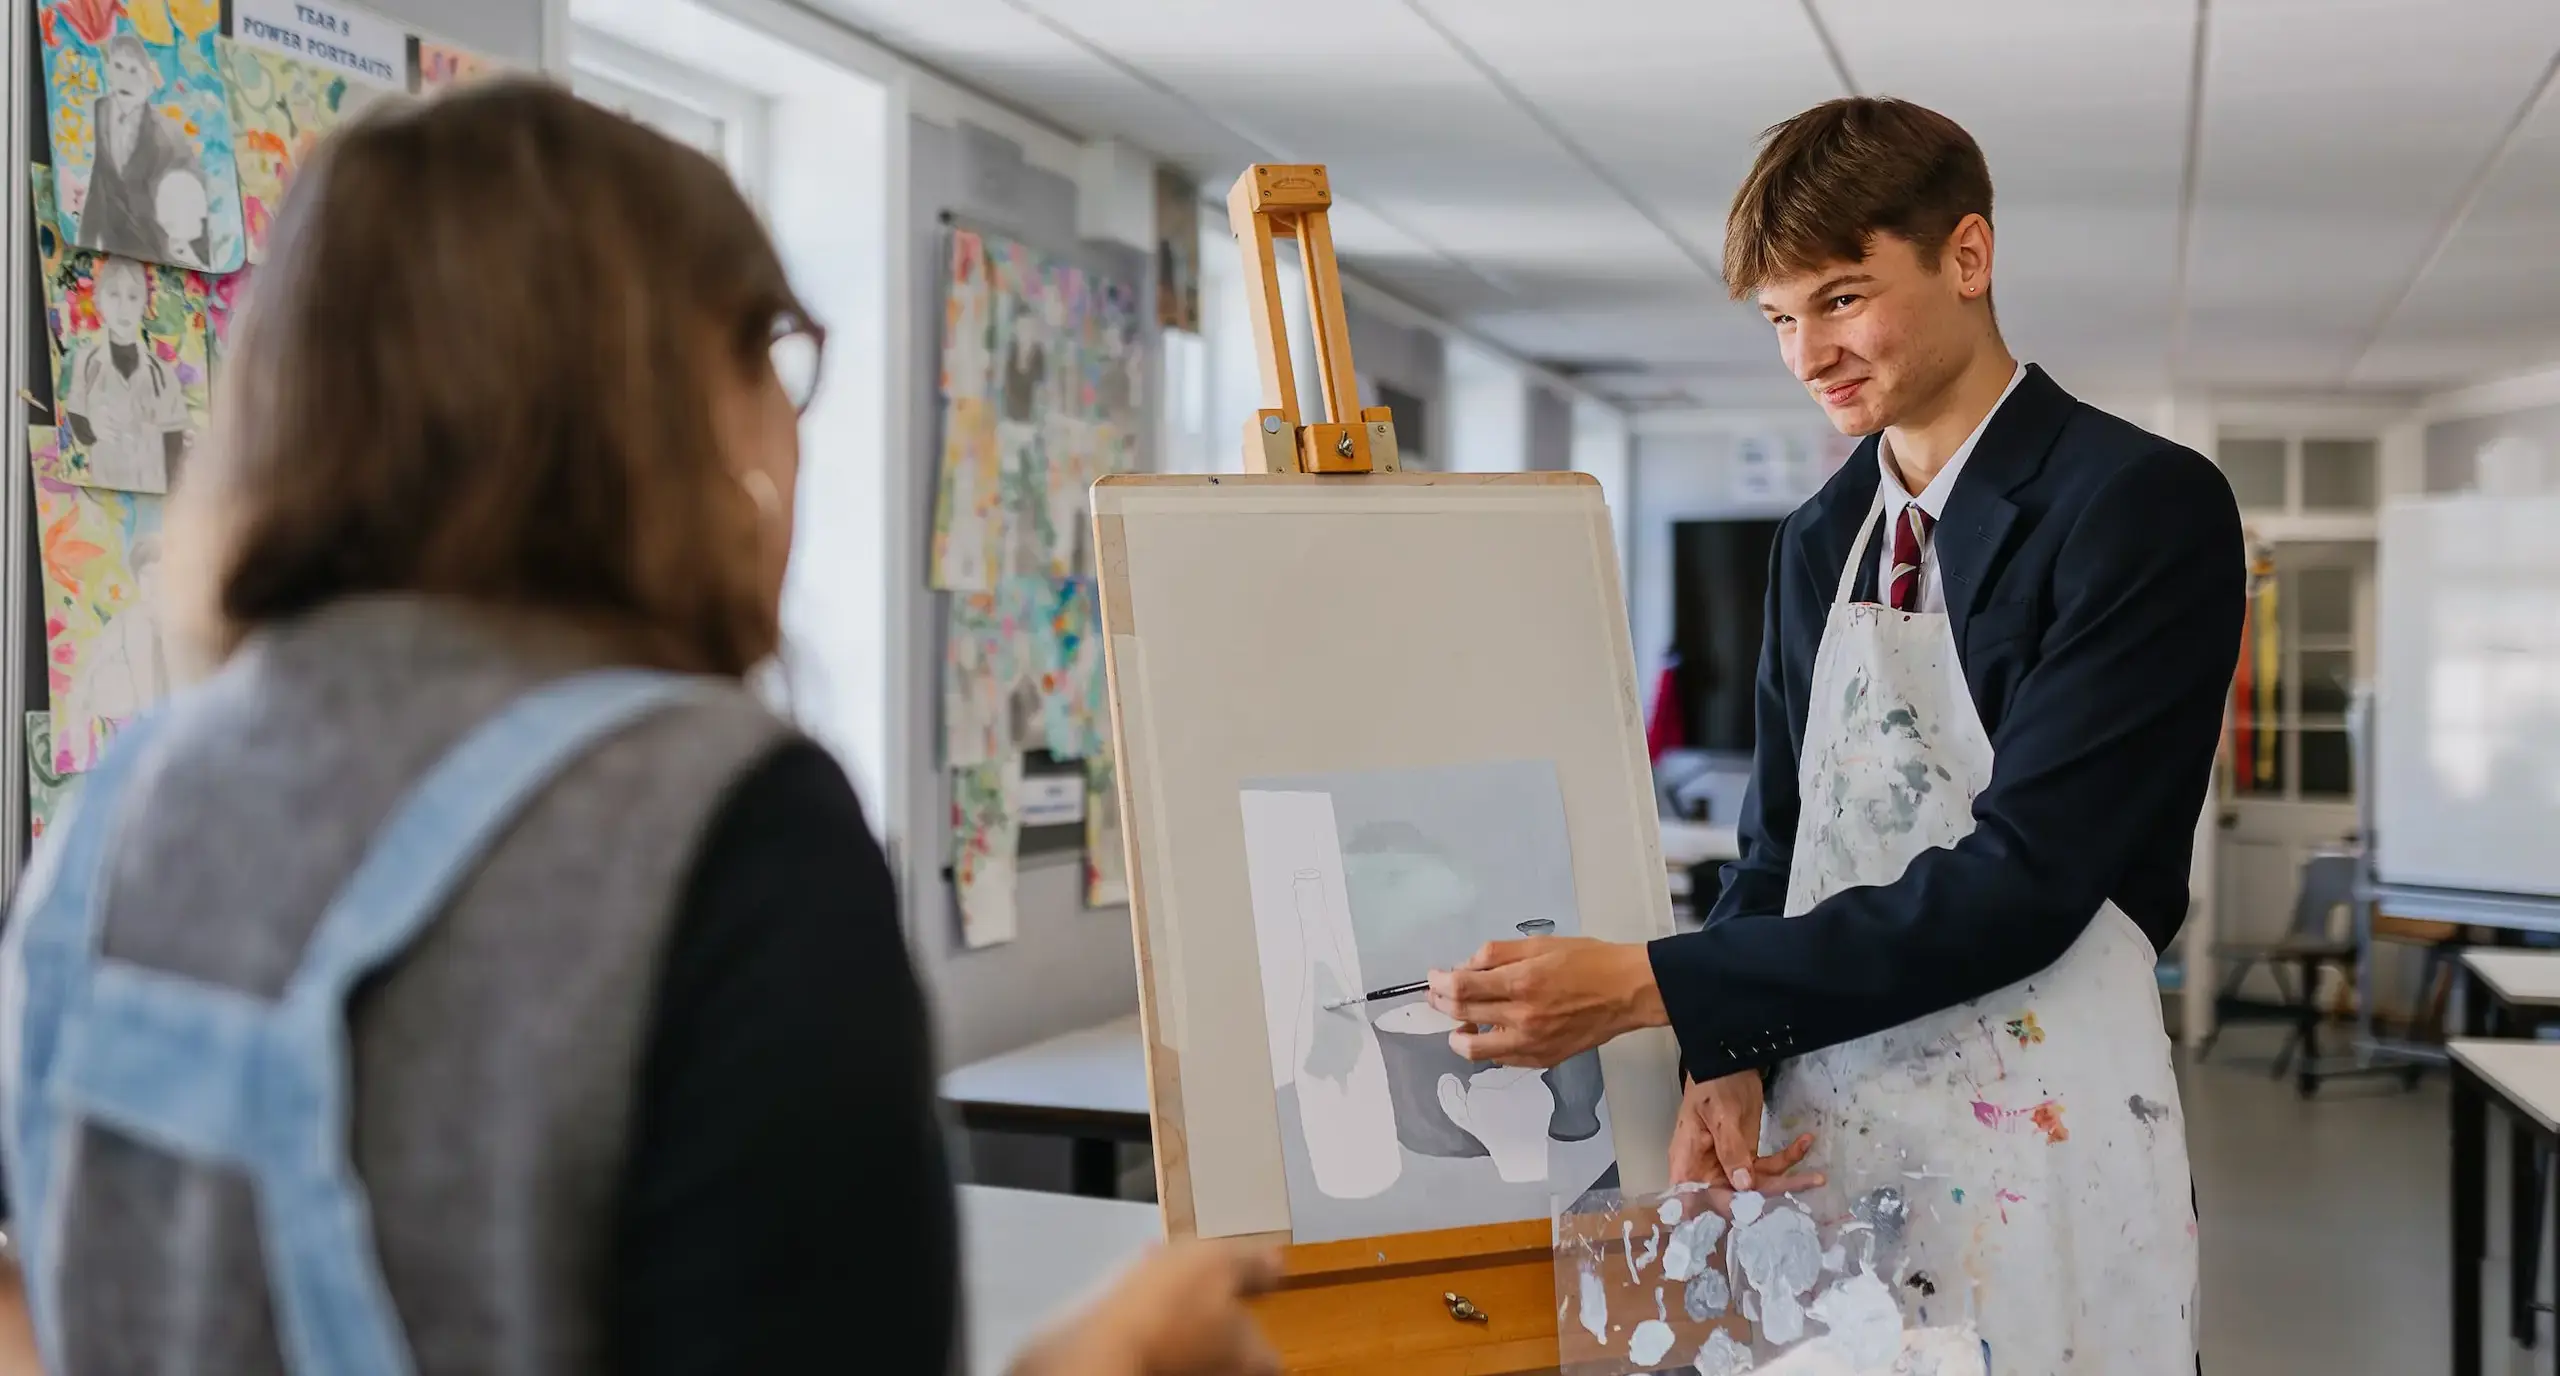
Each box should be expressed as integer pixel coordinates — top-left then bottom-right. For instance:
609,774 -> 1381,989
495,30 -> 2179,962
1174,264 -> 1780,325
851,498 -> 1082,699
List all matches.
571,29 -> 772,204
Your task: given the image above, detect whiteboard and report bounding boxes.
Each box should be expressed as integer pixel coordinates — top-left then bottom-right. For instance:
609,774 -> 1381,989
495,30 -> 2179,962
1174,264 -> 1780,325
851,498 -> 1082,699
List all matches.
1093,473 -> 1681,1242
2375,492 -> 2560,896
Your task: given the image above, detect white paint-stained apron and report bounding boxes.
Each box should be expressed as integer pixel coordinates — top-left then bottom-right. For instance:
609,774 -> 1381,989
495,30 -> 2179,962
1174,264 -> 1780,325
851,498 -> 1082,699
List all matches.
1767,493 -> 2198,1373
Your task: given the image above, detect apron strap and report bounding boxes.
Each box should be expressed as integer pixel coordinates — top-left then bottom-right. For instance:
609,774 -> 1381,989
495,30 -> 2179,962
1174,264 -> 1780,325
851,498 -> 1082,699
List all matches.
1833,489 -> 1891,608
23,669 -> 703,1376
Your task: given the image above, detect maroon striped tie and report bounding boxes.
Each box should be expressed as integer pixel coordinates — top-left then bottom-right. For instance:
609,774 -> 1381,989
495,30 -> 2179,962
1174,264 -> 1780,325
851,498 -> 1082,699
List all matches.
1889,505 -> 1935,612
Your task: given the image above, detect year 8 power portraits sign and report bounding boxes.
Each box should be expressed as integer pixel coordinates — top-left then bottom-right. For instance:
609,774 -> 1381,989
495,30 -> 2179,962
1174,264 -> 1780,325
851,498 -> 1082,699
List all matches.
231,0 -> 409,91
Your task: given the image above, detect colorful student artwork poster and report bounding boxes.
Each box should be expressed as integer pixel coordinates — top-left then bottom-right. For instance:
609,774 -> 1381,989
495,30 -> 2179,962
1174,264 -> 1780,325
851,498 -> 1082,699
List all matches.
409,39 -> 493,96
32,427 -> 172,774
952,757 -> 1024,949
25,714 -> 86,843
1037,577 -> 1107,762
943,582 -> 1055,769
941,229 -> 994,400
1051,265 -> 1090,421
41,0 -> 248,273
220,37 -> 383,264
195,262 -> 251,379
931,397 -> 1000,593
1083,752 -> 1127,909
1092,280 -> 1143,431
35,163 -> 212,495
1155,169 -> 1200,333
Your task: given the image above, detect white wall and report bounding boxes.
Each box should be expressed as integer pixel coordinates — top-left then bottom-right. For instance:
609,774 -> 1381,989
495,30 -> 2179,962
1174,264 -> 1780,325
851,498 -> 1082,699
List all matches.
1625,413 -> 1845,674
368,0 -> 553,67
1445,337 -> 1529,471
1574,399 -> 1633,598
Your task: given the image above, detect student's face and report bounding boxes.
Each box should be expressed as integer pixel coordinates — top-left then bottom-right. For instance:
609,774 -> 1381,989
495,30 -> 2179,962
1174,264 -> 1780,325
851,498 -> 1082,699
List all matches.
712,334 -> 803,615
107,48 -> 157,104
98,270 -> 147,342
1757,217 -> 1994,436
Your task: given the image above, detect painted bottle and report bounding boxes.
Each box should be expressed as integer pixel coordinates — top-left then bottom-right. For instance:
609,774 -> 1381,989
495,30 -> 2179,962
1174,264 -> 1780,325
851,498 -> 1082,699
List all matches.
1290,867 -> 1402,1199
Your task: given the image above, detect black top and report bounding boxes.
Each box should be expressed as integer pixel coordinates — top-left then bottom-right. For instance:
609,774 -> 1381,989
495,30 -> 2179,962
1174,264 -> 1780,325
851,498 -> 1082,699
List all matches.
1648,366 -> 2245,1083
608,739 -> 958,1374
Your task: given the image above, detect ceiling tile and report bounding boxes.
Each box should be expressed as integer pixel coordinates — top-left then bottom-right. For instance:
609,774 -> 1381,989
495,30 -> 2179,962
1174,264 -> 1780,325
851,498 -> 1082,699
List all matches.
2182,0 -> 2560,385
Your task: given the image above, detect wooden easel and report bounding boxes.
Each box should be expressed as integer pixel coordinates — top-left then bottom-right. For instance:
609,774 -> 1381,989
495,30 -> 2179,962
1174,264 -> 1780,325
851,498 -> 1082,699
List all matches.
1112,164 -> 1564,1375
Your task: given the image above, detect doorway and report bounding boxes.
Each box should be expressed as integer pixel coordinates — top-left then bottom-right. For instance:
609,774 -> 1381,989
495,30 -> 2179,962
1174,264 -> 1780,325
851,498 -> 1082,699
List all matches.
2217,540 -> 2373,1000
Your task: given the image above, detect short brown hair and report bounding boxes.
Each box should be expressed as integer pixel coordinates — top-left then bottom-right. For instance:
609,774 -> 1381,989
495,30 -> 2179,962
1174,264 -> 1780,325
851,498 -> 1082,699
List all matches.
1722,97 -> 1992,298
173,79 -> 808,675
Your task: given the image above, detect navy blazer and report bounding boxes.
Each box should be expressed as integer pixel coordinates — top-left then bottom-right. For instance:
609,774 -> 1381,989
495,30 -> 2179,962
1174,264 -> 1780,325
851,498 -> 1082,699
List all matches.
1647,365 -> 2245,1082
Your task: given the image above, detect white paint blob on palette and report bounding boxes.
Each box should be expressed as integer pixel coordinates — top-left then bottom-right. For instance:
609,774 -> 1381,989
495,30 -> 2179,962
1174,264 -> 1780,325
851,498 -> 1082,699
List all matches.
1551,1185 -> 1988,1376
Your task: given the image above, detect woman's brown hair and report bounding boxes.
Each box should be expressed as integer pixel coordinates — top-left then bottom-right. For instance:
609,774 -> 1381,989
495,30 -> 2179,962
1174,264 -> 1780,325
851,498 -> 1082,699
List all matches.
171,78 -> 807,676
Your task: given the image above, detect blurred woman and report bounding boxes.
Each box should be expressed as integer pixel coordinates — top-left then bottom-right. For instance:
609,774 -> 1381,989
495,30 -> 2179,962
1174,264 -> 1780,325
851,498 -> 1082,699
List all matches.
0,81 -> 1274,1375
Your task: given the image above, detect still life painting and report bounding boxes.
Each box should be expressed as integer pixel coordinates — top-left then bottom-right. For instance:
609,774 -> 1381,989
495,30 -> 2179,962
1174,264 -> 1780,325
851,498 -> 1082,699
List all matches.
1238,758 -> 1616,1244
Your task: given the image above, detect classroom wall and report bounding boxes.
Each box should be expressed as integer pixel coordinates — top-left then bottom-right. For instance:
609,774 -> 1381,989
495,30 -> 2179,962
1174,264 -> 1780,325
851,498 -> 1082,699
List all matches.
1527,383 -> 1575,472
1625,421 -> 1839,675
369,0 -> 549,66
1347,306 -> 1447,467
899,115 -> 1149,1076
2424,401 -> 2560,494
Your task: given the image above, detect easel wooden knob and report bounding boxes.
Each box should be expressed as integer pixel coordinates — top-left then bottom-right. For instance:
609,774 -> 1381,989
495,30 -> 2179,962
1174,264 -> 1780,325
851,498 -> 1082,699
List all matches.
1228,164 -> 1401,475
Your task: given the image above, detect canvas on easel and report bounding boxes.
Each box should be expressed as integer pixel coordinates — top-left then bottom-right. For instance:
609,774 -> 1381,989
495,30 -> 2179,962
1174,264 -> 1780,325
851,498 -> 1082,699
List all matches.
1093,165 -> 1681,1374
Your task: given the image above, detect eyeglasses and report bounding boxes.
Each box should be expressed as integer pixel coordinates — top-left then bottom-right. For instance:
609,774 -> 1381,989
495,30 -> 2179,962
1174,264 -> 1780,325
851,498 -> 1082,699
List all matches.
769,311 -> 827,414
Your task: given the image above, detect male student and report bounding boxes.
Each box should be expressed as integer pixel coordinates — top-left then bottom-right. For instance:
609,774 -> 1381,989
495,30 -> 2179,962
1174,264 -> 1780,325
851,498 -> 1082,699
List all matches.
1426,97 -> 2242,1370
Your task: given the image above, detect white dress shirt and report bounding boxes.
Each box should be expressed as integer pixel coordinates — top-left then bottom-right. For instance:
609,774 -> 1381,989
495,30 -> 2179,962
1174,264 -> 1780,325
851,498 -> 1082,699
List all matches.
1875,363 -> 2029,613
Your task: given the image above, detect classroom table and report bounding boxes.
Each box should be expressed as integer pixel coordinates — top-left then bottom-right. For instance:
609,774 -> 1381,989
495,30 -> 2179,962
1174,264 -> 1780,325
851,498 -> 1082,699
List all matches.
2450,1038 -> 2560,1376
2456,951 -> 2560,1364
960,1184 -> 1162,1376
941,1015 -> 1152,1197
2465,951 -> 2560,1026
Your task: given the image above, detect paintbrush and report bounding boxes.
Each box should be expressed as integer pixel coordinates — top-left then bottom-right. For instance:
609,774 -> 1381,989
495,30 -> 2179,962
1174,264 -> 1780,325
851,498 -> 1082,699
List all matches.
1320,979 -> 1429,1012
1318,920 -> 1559,1012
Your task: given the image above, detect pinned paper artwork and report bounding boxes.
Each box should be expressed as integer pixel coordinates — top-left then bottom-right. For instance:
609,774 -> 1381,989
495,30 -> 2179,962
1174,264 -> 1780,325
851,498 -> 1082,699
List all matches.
1237,760 -> 1617,1244
220,38 -> 382,264
41,0 -> 248,273
196,262 -> 250,379
952,756 -> 1023,949
1154,168 -> 1200,333
1084,753 -> 1127,908
35,164 -> 210,495
1555,1185 -> 1986,1376
1037,577 -> 1107,761
25,714 -> 86,842
941,229 -> 995,400
943,582 -> 1052,769
409,40 -> 491,96
931,396 -> 1001,592
33,426 -> 172,774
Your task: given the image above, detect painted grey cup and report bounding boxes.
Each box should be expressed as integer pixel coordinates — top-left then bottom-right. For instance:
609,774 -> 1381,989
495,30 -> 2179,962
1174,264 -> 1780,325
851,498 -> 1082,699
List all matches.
1542,1051 -> 1606,1142
1509,916 -> 1603,1140
1370,1001 -> 1487,1158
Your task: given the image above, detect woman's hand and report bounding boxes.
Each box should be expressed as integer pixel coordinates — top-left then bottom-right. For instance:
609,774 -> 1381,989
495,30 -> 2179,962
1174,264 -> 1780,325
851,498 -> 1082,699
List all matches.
1668,1070 -> 1823,1194
1014,1238 -> 1283,1376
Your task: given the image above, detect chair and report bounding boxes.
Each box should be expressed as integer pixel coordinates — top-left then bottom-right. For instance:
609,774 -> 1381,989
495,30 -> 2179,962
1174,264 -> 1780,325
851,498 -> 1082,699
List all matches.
2200,852 -> 2360,1095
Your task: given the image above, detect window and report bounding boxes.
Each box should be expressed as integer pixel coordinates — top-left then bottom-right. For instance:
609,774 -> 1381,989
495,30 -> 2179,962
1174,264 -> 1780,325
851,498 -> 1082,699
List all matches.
2215,431 -> 2379,515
